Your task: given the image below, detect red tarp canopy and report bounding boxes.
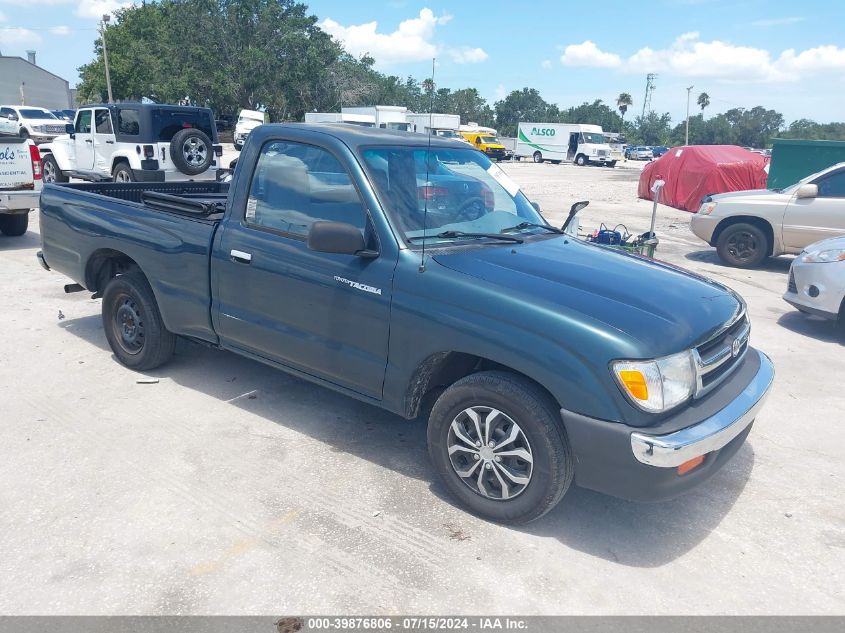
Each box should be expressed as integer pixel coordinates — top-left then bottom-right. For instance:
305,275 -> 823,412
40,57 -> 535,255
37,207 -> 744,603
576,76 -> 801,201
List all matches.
638,145 -> 770,212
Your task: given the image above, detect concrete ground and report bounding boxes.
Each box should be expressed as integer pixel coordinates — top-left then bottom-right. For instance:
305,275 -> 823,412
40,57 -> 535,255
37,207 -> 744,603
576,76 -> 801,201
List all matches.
0,159 -> 842,615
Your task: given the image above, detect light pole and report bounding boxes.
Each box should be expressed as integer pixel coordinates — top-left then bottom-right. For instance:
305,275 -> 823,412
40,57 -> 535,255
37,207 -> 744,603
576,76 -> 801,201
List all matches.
685,85 -> 694,146
101,14 -> 114,103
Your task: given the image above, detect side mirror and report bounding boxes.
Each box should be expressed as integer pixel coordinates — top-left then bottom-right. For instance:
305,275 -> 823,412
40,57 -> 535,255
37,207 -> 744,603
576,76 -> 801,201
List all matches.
530,201 -> 541,213
65,123 -> 75,135
307,221 -> 376,258
571,200 -> 589,213
796,184 -> 818,199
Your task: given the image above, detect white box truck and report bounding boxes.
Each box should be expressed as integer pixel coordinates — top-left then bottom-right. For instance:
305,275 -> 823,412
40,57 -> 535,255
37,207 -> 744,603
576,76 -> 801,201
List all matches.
517,123 -> 616,167
407,112 -> 464,141
304,112 -> 376,126
342,106 -> 409,131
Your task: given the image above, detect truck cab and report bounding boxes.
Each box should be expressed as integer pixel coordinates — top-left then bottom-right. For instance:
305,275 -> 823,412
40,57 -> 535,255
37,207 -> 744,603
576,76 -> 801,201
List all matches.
39,103 -> 222,183
460,130 -> 507,161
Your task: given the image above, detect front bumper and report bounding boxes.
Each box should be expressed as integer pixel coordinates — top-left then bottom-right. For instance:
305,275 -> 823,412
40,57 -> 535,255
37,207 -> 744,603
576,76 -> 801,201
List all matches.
562,348 -> 774,501
0,190 -> 40,212
690,212 -> 719,244
783,258 -> 845,320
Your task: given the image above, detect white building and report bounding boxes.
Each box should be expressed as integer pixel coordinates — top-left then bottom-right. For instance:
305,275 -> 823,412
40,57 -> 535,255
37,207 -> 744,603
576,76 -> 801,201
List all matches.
0,52 -> 72,110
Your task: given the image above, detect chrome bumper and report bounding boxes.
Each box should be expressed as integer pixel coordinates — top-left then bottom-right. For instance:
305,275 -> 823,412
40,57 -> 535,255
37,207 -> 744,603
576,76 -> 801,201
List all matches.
630,349 -> 774,467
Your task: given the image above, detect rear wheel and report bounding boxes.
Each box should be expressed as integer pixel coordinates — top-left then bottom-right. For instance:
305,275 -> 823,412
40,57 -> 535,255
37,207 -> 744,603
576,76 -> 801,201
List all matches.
533,151 -> 543,163
0,214 -> 29,236
112,162 -> 134,183
427,371 -> 573,524
716,223 -> 769,268
102,271 -> 176,371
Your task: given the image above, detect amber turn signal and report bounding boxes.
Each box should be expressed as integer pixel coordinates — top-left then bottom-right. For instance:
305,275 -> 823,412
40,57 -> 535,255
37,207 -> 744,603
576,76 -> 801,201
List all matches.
677,454 -> 705,476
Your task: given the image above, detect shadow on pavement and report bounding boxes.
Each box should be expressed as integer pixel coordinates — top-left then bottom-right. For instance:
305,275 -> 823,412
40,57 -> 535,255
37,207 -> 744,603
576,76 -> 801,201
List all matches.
60,313 -> 753,567
0,229 -> 40,252
777,310 -> 844,345
684,249 -> 794,273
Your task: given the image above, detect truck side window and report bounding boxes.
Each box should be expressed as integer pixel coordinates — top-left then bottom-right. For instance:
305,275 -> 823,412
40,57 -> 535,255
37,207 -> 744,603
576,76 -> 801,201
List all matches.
94,109 -> 113,134
816,172 -> 845,198
245,140 -> 366,239
75,110 -> 92,134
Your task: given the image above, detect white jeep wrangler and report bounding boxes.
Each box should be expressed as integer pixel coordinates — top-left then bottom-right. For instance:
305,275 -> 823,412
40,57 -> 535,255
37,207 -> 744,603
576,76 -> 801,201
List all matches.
39,103 -> 223,183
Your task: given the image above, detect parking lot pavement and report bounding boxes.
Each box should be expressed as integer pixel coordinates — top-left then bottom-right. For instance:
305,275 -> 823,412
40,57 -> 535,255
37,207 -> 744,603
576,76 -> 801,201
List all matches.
1,163 -> 843,615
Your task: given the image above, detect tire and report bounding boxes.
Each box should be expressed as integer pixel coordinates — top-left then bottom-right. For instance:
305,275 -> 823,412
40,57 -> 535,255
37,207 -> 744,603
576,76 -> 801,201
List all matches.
427,371 -> 573,524
234,144 -> 242,152
532,151 -> 543,164
716,222 -> 769,268
170,128 -> 213,175
112,162 -> 134,183
607,161 -> 617,168
551,159 -> 561,165
18,128 -> 29,140
101,271 -> 176,371
0,213 -> 29,236
41,154 -> 68,183
575,154 -> 587,166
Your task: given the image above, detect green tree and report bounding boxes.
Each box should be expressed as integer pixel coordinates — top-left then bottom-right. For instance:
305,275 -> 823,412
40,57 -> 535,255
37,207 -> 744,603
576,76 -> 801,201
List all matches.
561,99 -> 623,132
616,92 -> 632,130
493,88 -> 560,137
630,111 -> 673,145
697,92 -> 710,115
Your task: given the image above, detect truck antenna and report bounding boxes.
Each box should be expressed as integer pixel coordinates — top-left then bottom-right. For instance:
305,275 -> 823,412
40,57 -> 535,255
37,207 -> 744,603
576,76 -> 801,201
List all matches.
419,57 -> 435,273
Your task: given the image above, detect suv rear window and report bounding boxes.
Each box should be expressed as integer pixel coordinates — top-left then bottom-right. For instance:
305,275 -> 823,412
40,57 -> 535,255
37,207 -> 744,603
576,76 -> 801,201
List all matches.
150,109 -> 215,142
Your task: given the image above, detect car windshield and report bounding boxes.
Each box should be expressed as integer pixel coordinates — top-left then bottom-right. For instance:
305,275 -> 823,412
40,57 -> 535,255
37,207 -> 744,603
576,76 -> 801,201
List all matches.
582,132 -> 605,144
360,146 -> 546,245
479,135 -> 500,144
20,109 -> 57,120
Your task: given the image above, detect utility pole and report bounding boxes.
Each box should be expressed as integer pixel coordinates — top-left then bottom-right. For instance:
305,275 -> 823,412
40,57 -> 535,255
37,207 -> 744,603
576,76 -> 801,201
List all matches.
642,73 -> 656,119
685,85 -> 694,146
101,14 -> 114,103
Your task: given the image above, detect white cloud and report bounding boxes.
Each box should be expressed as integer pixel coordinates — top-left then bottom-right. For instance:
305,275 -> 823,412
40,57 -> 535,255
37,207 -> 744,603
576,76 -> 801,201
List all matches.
49,25 -> 71,35
540,59 -> 552,69
0,25 -> 41,45
560,40 -> 622,68
75,0 -> 135,19
558,33 -> 845,82
752,16 -> 805,27
320,8 -> 452,65
448,46 -> 488,64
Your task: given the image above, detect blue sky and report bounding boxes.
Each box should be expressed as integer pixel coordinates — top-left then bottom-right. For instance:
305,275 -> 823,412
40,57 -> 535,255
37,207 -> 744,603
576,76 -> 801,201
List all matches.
1,0 -> 844,125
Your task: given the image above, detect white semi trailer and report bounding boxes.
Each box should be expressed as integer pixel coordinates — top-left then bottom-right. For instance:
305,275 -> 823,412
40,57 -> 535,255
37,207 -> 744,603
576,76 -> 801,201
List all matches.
407,112 -> 464,140
341,106 -> 410,131
517,123 -> 615,167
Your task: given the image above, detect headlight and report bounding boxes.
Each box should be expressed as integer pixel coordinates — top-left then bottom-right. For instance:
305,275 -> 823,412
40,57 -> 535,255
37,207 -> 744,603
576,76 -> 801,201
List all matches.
803,248 -> 845,263
698,201 -> 717,215
33,125 -> 46,133
612,350 -> 696,413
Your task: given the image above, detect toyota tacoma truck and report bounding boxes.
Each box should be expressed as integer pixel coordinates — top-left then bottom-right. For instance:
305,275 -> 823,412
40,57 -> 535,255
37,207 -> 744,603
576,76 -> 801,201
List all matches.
0,136 -> 42,236
37,124 -> 774,524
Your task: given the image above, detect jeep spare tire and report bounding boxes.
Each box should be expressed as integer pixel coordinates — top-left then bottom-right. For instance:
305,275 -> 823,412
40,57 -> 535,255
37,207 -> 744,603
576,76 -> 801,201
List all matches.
170,128 -> 213,175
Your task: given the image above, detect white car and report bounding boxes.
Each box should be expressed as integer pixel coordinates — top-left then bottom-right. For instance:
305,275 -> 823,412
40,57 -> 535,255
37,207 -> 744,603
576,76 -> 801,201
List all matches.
234,109 -> 266,151
0,105 -> 67,143
783,235 -> 845,321
39,103 -> 222,183
691,162 -> 845,267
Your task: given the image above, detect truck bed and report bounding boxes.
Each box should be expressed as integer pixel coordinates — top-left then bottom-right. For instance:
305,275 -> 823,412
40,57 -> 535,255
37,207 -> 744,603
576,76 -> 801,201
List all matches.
39,181 -> 229,343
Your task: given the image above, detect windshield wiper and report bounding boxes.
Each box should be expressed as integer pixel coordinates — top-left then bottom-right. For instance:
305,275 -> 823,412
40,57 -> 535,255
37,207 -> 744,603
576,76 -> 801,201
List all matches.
408,230 -> 524,244
501,222 -> 565,234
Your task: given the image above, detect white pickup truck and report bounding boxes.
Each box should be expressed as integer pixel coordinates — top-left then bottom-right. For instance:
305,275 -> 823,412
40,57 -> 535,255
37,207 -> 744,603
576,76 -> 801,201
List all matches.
0,136 -> 41,236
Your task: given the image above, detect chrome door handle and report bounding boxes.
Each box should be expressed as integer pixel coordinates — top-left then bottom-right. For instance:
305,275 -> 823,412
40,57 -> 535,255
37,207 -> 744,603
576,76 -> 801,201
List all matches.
85,139 -> 93,143
105,140 -> 114,144
230,249 -> 252,264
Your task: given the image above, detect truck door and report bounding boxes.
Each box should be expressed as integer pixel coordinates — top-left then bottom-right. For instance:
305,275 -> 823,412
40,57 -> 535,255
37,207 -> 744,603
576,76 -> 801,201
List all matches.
567,133 -> 578,160
783,168 -> 845,249
212,138 -> 395,399
92,108 -> 116,175
73,109 -> 95,170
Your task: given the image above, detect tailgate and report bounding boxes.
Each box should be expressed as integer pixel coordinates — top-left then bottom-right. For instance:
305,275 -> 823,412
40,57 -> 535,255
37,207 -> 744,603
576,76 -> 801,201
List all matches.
0,138 -> 34,190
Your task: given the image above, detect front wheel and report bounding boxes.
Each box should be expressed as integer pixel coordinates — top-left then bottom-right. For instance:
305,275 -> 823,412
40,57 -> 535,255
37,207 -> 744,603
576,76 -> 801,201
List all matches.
41,154 -> 69,183
0,213 -> 29,236
607,161 -> 617,168
716,222 -> 769,268
575,154 -> 587,166
532,151 -> 543,163
102,271 -> 176,371
427,371 -> 573,524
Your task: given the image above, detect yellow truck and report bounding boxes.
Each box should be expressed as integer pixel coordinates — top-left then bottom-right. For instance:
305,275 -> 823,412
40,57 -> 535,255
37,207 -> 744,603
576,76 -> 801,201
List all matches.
460,129 -> 507,161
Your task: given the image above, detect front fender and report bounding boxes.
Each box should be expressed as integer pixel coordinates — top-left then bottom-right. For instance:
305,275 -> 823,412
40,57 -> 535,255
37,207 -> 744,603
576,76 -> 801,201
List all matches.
39,138 -> 74,171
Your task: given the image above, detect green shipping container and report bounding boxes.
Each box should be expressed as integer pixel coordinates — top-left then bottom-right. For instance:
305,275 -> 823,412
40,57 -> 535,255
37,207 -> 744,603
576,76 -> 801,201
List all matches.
767,138 -> 845,189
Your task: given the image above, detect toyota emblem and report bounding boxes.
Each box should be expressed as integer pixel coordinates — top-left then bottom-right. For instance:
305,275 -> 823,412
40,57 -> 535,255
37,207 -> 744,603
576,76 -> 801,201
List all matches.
731,338 -> 741,358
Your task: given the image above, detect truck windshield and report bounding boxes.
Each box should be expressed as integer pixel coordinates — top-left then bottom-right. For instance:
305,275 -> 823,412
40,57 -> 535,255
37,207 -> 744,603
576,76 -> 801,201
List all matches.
479,135 -> 500,144
20,109 -> 57,120
581,133 -> 605,144
360,146 -> 545,244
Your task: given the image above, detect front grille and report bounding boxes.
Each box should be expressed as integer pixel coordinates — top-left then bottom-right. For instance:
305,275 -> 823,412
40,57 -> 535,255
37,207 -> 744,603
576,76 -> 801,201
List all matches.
45,125 -> 65,134
597,149 -> 608,157
694,310 -> 750,397
787,270 -> 797,294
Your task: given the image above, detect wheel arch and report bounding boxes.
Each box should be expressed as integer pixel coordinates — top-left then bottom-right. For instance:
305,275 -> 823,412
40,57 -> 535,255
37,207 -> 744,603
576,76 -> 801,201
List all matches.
711,215 -> 775,255
110,154 -> 135,175
84,248 -> 144,294
403,351 -> 560,420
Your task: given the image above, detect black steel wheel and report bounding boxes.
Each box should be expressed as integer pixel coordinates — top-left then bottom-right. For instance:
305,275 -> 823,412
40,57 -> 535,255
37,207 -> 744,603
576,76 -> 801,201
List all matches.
716,222 -> 768,268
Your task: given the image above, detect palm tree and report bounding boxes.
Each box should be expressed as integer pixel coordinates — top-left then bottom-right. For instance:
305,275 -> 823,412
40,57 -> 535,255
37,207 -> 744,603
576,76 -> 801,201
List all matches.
697,92 -> 710,116
616,92 -> 633,130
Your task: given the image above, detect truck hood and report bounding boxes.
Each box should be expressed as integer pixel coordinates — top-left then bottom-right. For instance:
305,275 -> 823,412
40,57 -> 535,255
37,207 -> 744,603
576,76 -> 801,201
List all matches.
432,237 -> 742,356
235,120 -> 263,135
